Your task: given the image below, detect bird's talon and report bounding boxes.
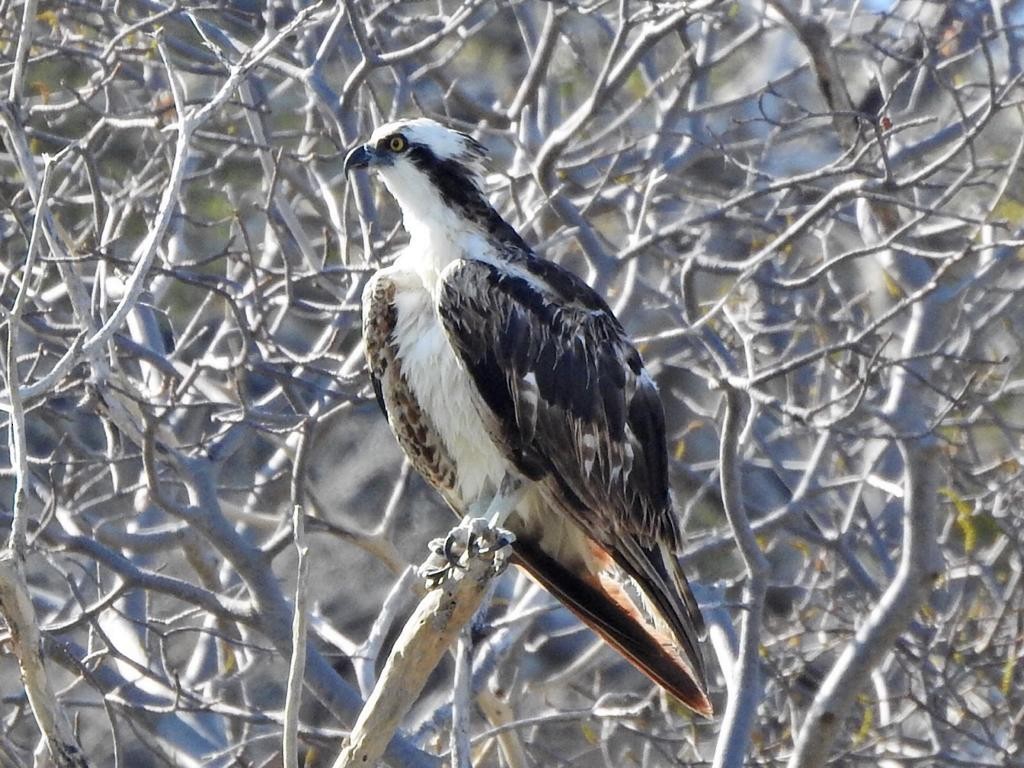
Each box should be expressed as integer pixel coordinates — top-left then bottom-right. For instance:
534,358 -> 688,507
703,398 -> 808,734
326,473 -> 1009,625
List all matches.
420,566 -> 448,589
476,526 -> 516,555
418,550 -> 451,587
427,536 -> 446,556
419,520 -> 516,587
449,529 -> 476,568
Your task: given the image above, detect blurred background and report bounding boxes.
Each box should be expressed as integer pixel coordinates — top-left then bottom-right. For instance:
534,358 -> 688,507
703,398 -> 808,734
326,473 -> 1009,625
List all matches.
1,0 -> 1022,765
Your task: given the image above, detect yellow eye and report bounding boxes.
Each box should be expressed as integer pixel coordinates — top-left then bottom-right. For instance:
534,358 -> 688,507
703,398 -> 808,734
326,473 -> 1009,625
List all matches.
388,135 -> 407,152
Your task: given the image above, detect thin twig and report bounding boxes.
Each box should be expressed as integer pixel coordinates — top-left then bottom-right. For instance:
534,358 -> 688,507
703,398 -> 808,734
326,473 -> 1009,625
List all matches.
283,505 -> 311,768
475,688 -> 528,768
0,554 -> 89,767
451,624 -> 473,768
711,386 -> 769,768
7,0 -> 39,104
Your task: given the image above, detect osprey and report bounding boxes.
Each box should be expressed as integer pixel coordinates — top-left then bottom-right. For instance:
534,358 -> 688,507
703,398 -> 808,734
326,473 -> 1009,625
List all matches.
345,118 -> 712,716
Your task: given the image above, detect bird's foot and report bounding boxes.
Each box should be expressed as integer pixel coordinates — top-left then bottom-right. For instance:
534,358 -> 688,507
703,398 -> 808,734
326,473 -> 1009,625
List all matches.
419,516 -> 516,589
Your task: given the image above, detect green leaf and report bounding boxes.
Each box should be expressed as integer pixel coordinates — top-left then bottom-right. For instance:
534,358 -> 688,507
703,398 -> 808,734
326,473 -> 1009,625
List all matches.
940,487 -> 976,553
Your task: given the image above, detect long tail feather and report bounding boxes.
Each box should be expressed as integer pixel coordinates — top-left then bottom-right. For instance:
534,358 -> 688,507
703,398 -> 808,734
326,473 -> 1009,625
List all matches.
511,538 -> 713,717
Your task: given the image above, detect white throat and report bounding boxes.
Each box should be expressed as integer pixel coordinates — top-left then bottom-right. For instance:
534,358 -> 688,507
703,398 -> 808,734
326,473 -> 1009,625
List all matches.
380,169 -> 490,295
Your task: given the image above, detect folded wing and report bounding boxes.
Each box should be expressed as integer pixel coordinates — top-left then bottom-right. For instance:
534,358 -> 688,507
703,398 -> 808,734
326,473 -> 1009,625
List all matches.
437,257 -> 711,715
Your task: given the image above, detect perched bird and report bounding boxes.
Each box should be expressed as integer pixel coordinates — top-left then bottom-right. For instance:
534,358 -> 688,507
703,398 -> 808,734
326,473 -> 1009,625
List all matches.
345,118 -> 713,716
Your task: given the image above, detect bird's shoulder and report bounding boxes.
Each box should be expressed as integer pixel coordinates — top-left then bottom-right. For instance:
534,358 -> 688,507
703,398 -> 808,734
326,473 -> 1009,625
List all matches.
440,249 -> 622,332
361,261 -> 414,312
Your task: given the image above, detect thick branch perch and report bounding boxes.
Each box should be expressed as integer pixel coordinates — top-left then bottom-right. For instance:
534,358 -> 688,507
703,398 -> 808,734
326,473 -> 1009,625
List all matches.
332,533 -> 510,768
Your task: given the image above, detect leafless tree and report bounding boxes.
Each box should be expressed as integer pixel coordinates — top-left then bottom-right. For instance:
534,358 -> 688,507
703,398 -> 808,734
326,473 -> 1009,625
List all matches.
1,1 -> 1022,766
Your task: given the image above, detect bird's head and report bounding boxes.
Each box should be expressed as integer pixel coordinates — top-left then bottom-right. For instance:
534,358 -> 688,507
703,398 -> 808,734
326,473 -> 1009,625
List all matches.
344,118 -> 490,229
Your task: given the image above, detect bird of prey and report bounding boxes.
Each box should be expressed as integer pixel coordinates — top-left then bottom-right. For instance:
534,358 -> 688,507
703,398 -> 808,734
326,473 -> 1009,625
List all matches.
345,118 -> 712,716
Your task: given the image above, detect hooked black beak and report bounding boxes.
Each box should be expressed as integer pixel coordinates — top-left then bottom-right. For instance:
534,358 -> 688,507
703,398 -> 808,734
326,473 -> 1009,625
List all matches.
344,144 -> 375,175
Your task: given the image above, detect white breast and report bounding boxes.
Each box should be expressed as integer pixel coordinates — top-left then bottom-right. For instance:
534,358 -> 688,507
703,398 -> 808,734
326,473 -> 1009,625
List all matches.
389,263 -> 509,505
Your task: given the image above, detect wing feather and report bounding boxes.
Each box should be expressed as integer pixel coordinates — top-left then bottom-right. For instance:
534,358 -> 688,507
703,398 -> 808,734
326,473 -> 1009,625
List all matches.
511,539 -> 712,716
436,257 -> 709,704
437,258 -> 667,538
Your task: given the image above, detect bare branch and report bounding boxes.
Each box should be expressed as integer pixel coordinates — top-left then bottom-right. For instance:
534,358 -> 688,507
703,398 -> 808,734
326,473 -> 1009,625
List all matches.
0,553 -> 87,767
711,385 -> 769,768
283,505 -> 310,768
0,2 -> 1019,764
332,536 -> 511,768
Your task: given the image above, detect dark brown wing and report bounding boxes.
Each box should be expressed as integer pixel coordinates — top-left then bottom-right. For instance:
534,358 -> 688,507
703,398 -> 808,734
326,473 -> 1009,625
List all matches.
436,256 -> 710,712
